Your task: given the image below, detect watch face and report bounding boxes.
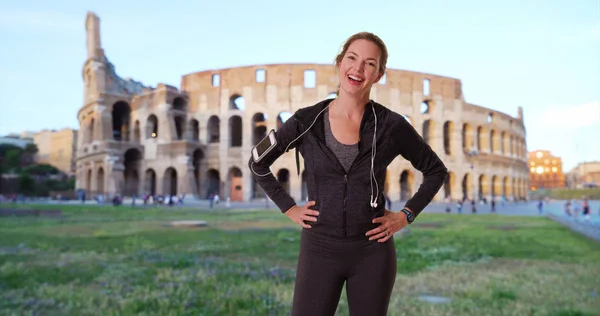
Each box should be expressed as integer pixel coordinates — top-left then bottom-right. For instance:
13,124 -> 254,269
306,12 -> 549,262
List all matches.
403,209 -> 414,221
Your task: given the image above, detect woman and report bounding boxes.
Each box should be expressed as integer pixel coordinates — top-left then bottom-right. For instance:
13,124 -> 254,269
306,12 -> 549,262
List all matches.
248,32 -> 448,316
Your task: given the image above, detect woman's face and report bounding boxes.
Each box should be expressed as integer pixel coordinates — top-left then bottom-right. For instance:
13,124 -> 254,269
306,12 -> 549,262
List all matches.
337,39 -> 383,97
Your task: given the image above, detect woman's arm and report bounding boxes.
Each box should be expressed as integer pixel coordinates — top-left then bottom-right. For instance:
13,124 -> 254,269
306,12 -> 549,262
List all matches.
247,114 -> 303,213
394,117 -> 448,217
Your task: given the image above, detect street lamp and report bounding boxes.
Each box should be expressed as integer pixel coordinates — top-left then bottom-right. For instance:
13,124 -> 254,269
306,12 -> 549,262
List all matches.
465,143 -> 479,202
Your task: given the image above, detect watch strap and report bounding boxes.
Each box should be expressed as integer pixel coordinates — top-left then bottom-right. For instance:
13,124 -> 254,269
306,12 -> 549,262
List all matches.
401,208 -> 415,223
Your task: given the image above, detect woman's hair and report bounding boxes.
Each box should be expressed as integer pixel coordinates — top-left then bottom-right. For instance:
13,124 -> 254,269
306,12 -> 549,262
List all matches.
334,32 -> 389,95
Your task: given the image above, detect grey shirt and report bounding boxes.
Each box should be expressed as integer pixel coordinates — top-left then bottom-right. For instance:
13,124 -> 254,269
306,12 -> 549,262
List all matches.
324,108 -> 359,172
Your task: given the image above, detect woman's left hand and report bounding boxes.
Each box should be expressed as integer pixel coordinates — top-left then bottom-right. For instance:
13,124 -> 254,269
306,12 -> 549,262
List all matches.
365,209 -> 410,242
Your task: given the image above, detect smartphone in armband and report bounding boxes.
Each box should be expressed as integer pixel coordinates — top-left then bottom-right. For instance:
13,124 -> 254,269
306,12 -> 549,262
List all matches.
252,129 -> 277,163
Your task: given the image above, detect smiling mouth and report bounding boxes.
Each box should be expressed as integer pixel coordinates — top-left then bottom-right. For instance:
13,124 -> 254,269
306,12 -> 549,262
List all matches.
347,74 -> 364,83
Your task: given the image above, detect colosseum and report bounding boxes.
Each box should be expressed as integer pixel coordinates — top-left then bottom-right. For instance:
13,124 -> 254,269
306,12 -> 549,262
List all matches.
75,12 -> 530,204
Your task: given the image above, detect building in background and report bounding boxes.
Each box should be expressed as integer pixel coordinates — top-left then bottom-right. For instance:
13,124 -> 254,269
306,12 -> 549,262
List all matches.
566,161 -> 600,188
75,12 -> 530,201
33,128 -> 78,176
528,150 -> 566,190
0,133 -> 34,149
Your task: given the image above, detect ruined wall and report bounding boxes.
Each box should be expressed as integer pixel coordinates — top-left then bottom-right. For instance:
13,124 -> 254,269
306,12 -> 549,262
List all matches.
75,11 -> 530,204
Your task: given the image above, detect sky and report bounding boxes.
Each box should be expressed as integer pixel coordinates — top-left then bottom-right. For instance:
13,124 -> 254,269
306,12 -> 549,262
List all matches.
0,0 -> 598,171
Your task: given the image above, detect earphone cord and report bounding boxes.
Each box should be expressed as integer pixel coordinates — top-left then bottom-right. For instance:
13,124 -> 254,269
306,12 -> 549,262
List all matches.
369,102 -> 379,208
250,101 -> 378,209
251,104 -> 331,178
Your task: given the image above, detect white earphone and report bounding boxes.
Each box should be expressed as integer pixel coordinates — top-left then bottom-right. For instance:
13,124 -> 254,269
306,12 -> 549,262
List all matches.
369,102 -> 379,208
251,101 -> 379,209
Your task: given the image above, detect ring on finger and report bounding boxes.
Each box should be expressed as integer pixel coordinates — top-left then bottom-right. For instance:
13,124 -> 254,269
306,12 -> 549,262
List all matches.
385,231 -> 389,236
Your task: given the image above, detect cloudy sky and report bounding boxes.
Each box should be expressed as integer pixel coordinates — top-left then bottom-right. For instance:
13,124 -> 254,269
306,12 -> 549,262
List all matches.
0,0 -> 598,171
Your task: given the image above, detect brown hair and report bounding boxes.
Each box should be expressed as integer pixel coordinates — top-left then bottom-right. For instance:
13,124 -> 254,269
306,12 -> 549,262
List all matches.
334,32 -> 389,95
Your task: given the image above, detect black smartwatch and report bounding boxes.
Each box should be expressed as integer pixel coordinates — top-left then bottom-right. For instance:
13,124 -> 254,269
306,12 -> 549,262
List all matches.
400,208 -> 415,224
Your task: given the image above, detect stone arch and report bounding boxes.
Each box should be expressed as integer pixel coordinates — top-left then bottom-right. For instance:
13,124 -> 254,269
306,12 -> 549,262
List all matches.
384,169 -> 390,195
97,167 -> 105,195
192,149 -> 204,197
490,130 -> 497,153
174,116 -> 185,140
512,178 -> 517,200
251,176 -> 266,199
87,118 -> 95,143
86,169 -> 92,193
229,167 -> 243,201
500,131 -> 506,154
172,97 -> 186,111
277,112 -> 293,129
462,173 -> 472,201
206,169 -> 220,197
144,168 -> 156,195
189,119 -> 199,141
133,120 -> 141,142
462,123 -> 473,152
491,175 -> 500,199
502,176 -> 509,198
252,113 -> 268,145
477,126 -> 489,151
229,94 -> 245,110
163,167 -> 177,196
146,115 -> 158,139
207,116 -> 220,143
478,174 -> 488,200
277,169 -> 290,194
229,115 -> 242,147
399,170 -> 414,201
422,120 -> 434,146
443,121 -> 453,155
124,148 -> 143,196
420,100 -> 433,114
112,101 -> 130,141
444,171 -> 455,199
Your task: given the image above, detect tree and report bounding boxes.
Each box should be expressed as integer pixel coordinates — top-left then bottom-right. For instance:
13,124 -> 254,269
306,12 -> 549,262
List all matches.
24,143 -> 38,154
18,173 -> 35,195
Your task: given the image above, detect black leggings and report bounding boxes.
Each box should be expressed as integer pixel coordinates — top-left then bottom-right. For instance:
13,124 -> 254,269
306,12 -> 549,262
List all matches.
291,229 -> 397,316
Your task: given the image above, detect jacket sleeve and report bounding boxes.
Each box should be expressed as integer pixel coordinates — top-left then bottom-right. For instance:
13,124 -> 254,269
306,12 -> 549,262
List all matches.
247,114 -> 303,213
393,117 -> 448,217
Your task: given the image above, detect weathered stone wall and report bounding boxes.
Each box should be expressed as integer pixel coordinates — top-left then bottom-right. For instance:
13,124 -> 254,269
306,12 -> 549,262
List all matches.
74,12 -> 530,204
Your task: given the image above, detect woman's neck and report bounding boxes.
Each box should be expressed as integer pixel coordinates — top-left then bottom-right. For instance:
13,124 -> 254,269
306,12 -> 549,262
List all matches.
330,90 -> 370,120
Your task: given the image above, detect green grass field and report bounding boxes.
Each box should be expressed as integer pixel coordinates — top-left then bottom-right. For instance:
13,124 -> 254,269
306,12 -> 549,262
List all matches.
1,204 -> 599,316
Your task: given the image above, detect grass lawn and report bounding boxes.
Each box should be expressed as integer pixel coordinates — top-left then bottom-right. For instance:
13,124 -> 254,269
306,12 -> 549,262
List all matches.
1,203 -> 599,316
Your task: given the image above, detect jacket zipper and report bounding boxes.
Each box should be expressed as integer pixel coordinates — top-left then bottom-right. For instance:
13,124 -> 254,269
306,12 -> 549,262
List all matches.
343,173 -> 348,236
312,102 -> 375,237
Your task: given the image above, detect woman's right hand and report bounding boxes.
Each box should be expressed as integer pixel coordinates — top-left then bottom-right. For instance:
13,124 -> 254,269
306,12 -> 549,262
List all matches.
285,201 -> 319,228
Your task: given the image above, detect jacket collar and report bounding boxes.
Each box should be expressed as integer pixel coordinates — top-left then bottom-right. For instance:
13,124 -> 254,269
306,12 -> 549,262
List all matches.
295,98 -> 380,155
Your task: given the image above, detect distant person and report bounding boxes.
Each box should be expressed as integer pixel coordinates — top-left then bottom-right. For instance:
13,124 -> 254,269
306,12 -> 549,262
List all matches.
537,199 -> 543,214
582,199 -> 590,221
491,199 -> 496,213
564,200 -> 572,216
249,31 -> 448,316
471,199 -> 477,213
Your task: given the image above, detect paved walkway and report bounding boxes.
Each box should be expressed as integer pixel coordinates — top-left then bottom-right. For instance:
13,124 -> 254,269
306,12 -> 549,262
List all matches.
546,213 -> 600,242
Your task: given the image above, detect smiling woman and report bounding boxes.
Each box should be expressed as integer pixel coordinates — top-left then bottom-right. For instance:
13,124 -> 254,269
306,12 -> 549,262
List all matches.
249,31 -> 448,316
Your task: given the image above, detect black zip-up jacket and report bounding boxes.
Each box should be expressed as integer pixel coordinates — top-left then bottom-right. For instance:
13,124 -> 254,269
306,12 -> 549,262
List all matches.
248,99 -> 448,237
